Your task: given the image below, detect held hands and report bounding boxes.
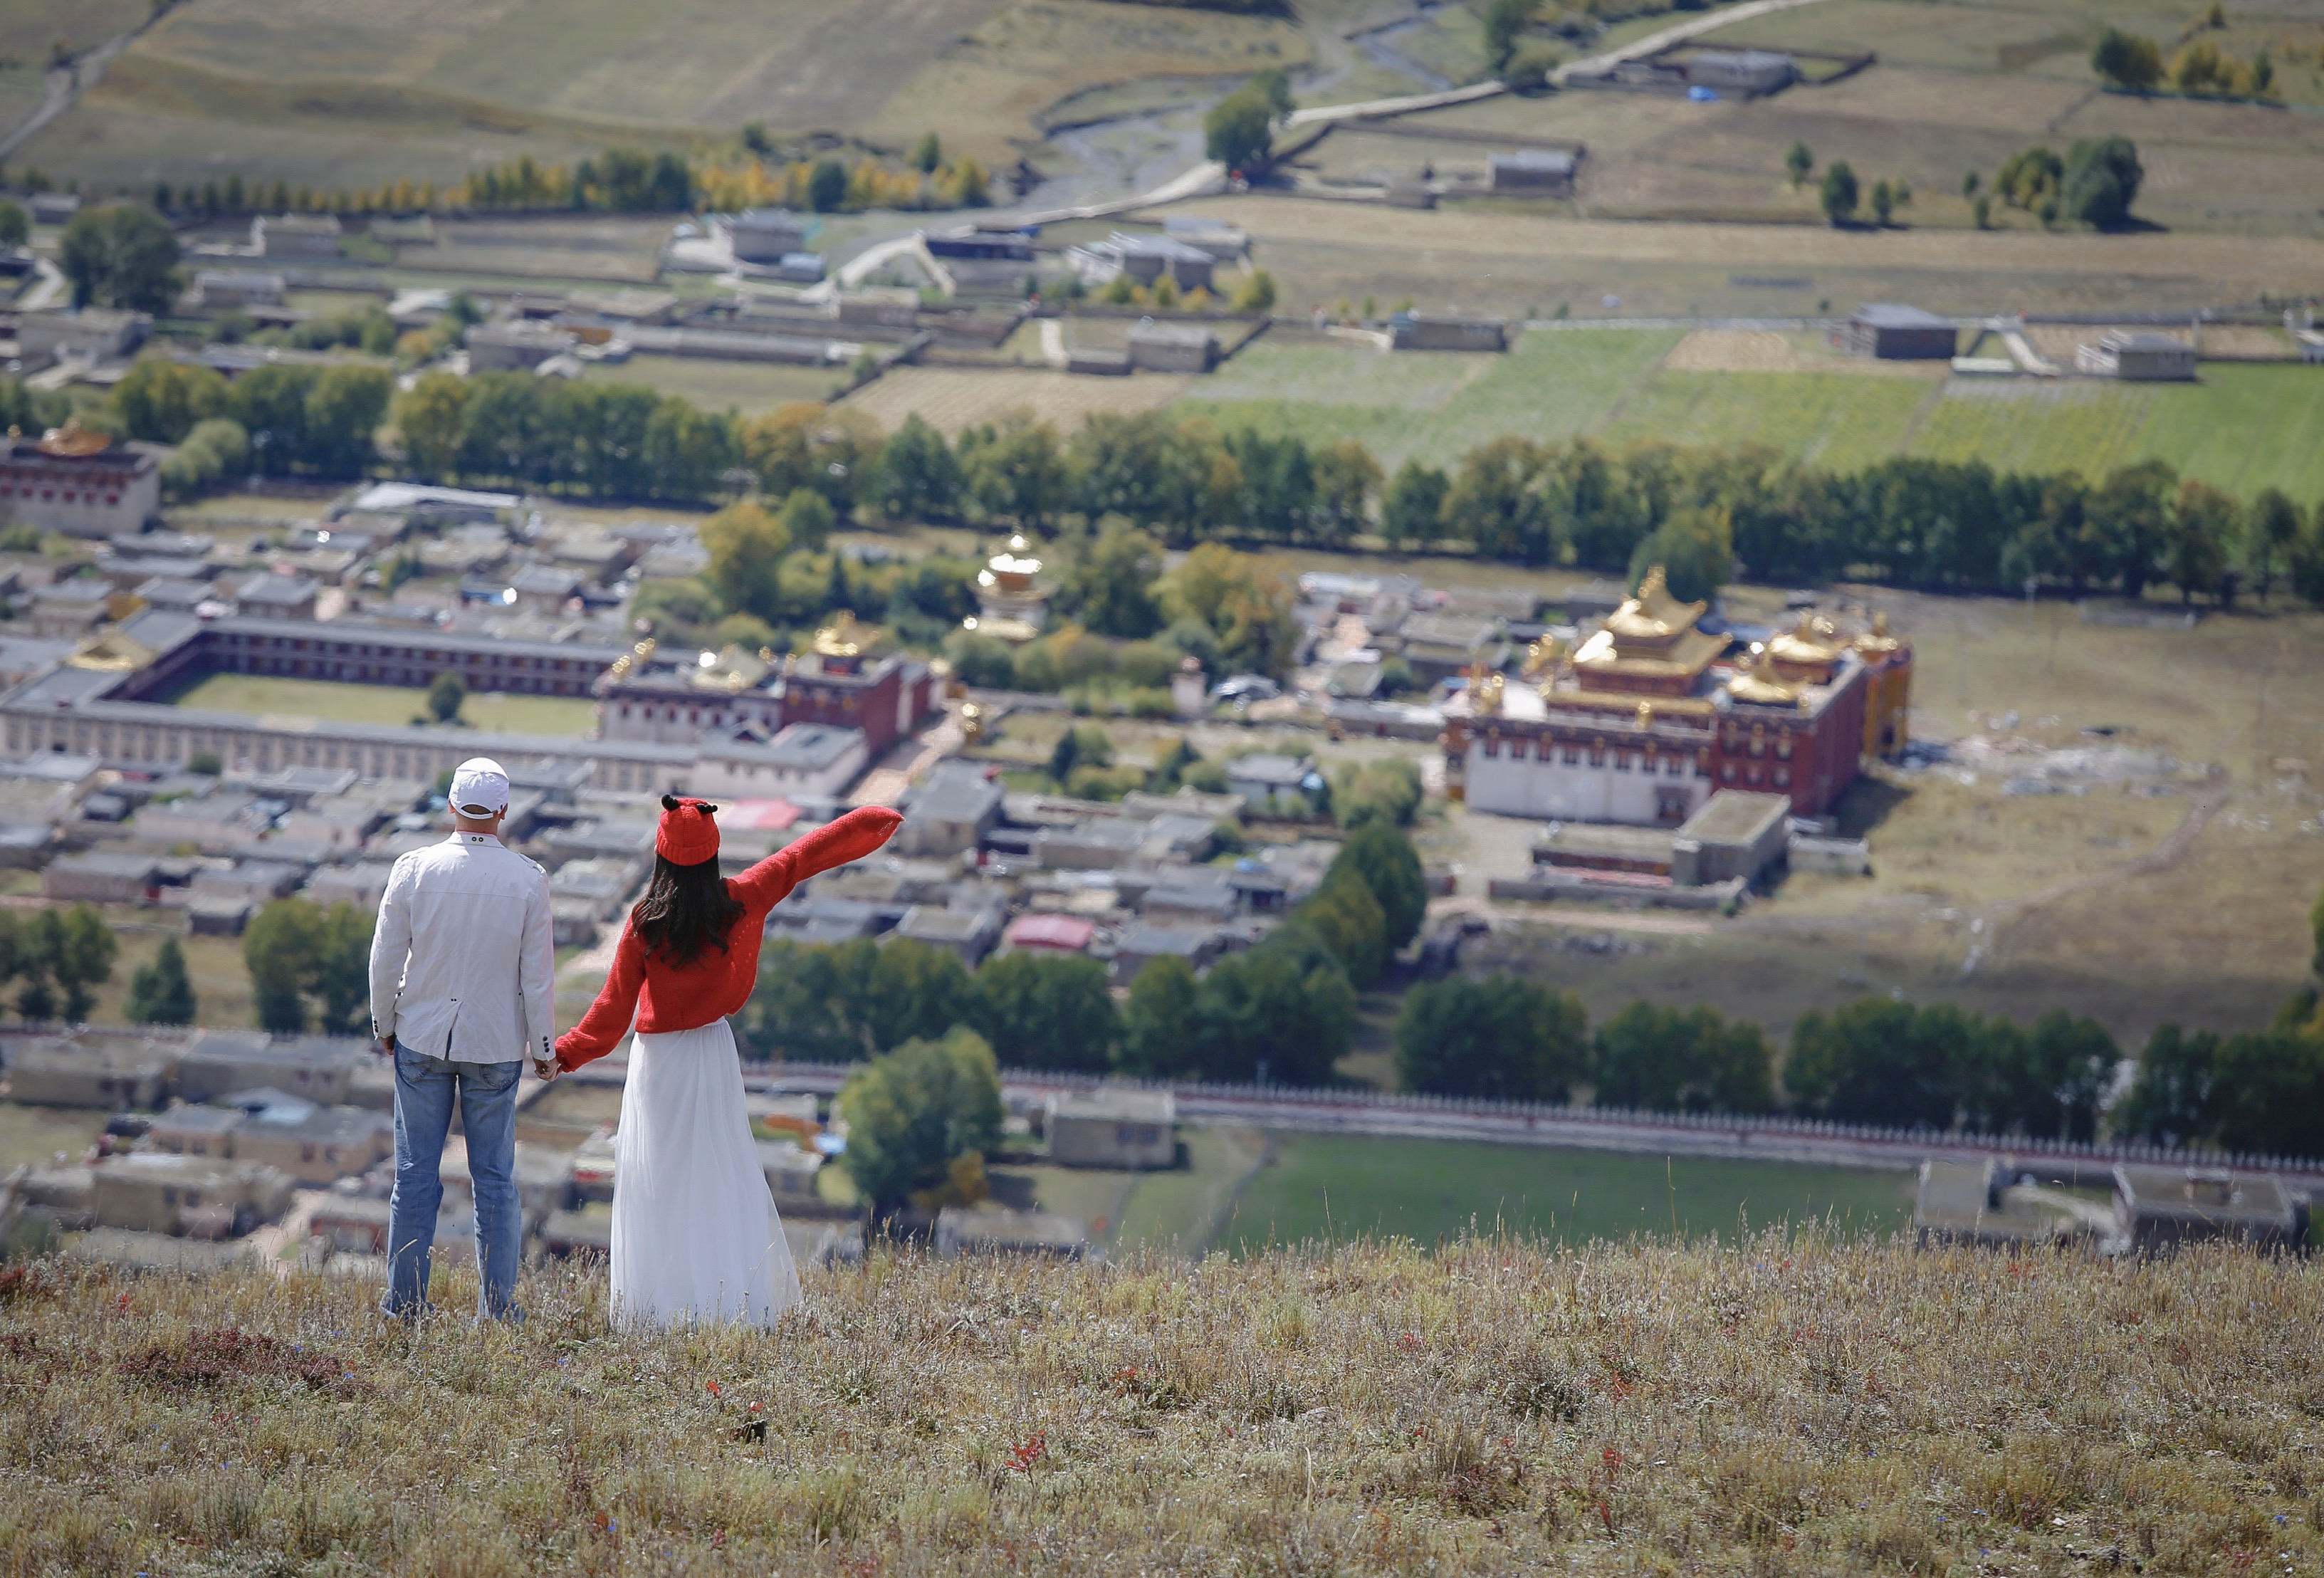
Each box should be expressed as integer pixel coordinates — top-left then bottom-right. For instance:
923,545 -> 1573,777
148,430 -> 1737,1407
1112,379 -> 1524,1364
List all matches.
533,1057 -> 560,1083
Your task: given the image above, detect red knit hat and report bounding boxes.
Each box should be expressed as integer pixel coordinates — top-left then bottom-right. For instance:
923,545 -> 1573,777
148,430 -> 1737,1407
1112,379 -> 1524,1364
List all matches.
656,795 -> 721,866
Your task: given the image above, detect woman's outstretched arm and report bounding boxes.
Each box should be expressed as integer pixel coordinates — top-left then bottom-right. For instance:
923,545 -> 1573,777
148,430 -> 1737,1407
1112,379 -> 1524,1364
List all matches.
729,805 -> 904,918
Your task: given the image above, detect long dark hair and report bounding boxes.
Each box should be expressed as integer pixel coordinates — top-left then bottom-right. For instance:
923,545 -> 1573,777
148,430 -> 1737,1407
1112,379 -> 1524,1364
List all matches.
630,850 -> 745,969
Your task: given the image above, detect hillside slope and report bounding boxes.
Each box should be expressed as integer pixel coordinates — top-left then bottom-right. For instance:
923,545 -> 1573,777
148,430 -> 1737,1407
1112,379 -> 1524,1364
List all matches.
1,1235 -> 2317,1572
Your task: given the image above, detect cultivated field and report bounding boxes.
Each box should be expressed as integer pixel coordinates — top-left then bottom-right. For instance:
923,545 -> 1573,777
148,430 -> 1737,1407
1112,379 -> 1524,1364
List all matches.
2,1240 -> 2317,1574
839,364 -> 1191,437
0,1103 -> 105,1171
583,353 -> 848,416
1182,192 -> 2324,323
1176,326 -> 2324,493
158,672 -> 600,737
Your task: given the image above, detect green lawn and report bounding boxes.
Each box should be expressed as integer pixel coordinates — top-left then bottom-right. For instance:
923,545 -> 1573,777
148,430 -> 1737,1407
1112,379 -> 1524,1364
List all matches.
1178,330 -> 2324,493
1217,1134 -> 1917,1253
161,672 -> 598,737
582,353 -> 845,416
1182,328 -> 1682,468
1601,369 -> 1937,474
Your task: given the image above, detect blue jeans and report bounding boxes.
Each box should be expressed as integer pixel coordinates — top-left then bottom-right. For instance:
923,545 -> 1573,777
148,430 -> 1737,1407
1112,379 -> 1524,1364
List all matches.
384,1046 -> 523,1321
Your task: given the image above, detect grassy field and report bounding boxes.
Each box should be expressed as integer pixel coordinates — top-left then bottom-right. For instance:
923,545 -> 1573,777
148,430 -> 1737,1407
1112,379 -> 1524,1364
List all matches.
159,672 -> 600,737
1217,1134 -> 1916,1252
1173,327 -> 2324,491
1181,328 -> 1681,469
582,354 -> 847,416
1,1239 -> 2317,1574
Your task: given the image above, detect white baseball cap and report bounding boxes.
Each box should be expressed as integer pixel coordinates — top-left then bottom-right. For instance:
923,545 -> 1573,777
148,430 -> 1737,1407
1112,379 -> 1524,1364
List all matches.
448,757 -> 511,817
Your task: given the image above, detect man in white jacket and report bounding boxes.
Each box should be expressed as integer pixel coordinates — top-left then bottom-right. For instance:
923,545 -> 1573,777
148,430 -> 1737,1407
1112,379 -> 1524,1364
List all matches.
368,757 -> 557,1320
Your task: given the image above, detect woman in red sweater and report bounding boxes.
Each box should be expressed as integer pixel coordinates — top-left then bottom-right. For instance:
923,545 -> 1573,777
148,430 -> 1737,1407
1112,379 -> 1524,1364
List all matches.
555,796 -> 899,1327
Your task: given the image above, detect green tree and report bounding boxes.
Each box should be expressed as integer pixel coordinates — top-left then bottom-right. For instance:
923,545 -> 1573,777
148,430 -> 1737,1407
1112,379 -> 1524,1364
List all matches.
701,498 -> 795,625
2165,478 -> 2240,605
2085,459 -> 2177,597
777,486 -> 837,554
959,412 -> 1068,531
1591,1002 -> 1776,1115
1159,543 -> 1302,680
1785,998 -> 1957,1129
1628,506 -> 1732,605
111,357 -> 229,444
1443,435 -> 1555,563
0,197 -> 27,249
913,131 -> 943,174
1395,973 -> 1588,1101
244,899 -> 317,1032
2207,1028 -> 2324,1159
1482,0 -> 1535,70
1190,938 -> 1354,1085
864,939 -> 979,1056
426,670 -> 467,724
1785,141 -> 1813,187
1205,85 -> 1274,173
1120,953 -> 1200,1077
2244,487 -> 2302,600
1057,519 -> 1165,639
1380,457 -> 1449,550
1229,268 -> 1277,313
1818,160 -> 1859,226
125,935 -> 197,1025
15,904 -> 117,1023
807,159 -> 849,213
302,363 -> 392,478
1335,756 -> 1425,833
1297,870 -> 1388,988
1311,439 -> 1381,545
2092,26 -> 2164,91
973,951 -> 1120,1072
2063,136 -> 2142,230
58,204 -> 182,313
1329,820 -> 1428,951
837,1028 -> 1005,1216
869,412 -> 959,522
392,370 -> 470,481
1869,178 -> 1894,226
1047,721 -> 1113,785
2113,1022 -> 2217,1148
309,902 -> 375,1035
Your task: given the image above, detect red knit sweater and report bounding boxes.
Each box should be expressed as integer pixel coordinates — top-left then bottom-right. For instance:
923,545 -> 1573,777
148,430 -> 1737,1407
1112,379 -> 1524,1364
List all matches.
554,805 -> 902,1070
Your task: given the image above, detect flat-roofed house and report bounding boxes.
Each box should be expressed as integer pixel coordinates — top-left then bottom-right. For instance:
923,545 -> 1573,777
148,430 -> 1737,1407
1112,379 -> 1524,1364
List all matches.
2075,330 -> 2198,382
42,850 -> 162,904
1045,1089 -> 1176,1169
176,1030 -> 357,1106
1844,304 -> 1957,360
230,1104 -> 394,1185
251,214 -> 342,258
90,1152 -> 293,1235
4,1039 -> 179,1109
1488,150 -> 1579,194
0,423 -> 162,538
2113,1166 -> 2308,1252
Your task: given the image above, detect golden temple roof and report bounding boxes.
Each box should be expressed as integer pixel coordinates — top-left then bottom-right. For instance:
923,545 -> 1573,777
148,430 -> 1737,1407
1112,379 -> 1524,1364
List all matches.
1854,610 -> 1905,657
35,421 -> 112,459
1569,625 -> 1727,683
1769,612 -> 1842,667
66,631 -> 157,674
1725,646 -> 1801,707
689,642 -> 771,692
812,610 -> 872,659
1604,565 -> 1707,647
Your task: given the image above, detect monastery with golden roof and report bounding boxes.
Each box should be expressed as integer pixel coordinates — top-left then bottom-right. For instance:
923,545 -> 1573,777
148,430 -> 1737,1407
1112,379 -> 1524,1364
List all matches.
1443,568 -> 1912,825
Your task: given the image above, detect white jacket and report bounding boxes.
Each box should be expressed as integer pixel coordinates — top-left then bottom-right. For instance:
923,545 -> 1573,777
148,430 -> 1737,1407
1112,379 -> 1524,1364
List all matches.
368,832 -> 556,1065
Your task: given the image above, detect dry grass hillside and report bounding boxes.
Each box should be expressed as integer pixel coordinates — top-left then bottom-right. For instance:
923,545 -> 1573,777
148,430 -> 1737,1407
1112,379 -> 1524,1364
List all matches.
1,1236 -> 2318,1574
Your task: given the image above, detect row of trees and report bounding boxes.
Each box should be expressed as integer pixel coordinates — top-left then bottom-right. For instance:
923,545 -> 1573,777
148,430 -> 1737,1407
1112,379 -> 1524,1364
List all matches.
742,823 -> 1428,1086
727,400 -> 2324,609
2093,21 -> 2278,101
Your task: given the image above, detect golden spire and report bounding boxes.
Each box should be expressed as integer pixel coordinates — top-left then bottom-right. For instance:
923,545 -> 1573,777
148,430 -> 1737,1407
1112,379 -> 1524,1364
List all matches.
1634,699 -> 1654,730
812,610 -> 868,659
1854,610 -> 1904,657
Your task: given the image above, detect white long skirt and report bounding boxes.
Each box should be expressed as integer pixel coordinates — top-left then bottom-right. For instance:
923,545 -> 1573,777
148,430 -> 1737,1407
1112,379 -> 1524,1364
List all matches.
610,1018 -> 800,1329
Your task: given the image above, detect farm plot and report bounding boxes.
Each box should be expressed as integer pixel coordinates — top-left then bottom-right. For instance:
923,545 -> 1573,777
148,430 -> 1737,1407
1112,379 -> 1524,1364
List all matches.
840,365 -> 1191,437
582,354 -> 846,416
1906,381 -> 2160,481
1601,369 -> 1933,472
1178,327 -> 1681,468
